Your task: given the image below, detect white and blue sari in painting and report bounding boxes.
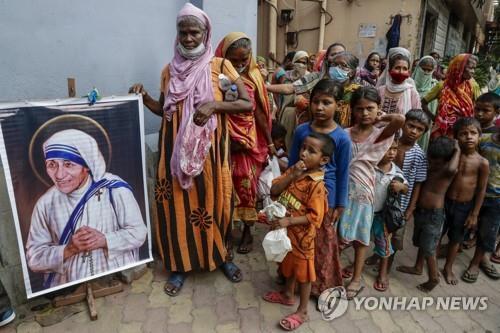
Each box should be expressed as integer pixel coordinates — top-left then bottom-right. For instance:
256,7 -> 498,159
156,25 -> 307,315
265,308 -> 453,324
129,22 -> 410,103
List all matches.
26,129 -> 147,288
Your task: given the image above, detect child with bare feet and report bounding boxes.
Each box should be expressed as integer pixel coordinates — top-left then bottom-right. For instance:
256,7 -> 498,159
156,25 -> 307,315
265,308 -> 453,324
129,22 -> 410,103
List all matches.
462,118 -> 499,283
372,138 -> 408,292
262,132 -> 330,331
398,137 -> 460,292
442,118 -> 489,285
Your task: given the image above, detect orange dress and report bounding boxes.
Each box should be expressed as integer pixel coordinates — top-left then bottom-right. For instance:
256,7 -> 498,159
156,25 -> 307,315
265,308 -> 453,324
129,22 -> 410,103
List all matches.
272,169 -> 327,283
153,58 -> 238,273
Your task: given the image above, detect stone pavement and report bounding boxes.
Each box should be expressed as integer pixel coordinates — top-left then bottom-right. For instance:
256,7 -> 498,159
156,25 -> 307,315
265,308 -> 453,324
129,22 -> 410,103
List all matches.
5,223 -> 500,333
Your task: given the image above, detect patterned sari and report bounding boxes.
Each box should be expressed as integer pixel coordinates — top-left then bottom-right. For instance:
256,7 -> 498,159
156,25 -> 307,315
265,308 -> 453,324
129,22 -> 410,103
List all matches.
433,54 -> 476,138
215,32 -> 272,222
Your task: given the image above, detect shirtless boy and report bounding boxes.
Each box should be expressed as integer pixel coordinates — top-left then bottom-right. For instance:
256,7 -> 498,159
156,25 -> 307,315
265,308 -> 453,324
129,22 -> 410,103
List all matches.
398,137 -> 460,292
442,117 -> 489,285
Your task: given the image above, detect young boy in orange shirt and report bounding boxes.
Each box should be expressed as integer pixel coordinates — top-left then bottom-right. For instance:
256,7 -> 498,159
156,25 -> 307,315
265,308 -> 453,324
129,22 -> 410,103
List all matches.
262,132 -> 331,331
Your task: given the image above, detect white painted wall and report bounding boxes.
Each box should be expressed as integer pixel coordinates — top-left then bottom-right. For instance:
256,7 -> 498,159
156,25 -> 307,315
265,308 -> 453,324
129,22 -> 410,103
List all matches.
0,0 -> 257,135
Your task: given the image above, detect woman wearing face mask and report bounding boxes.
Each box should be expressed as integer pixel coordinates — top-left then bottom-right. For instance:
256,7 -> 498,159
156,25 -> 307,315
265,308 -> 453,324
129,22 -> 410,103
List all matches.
357,52 -> 381,87
328,51 -> 361,128
412,56 -> 438,151
265,42 -> 346,101
129,4 -> 252,296
377,47 -> 421,116
214,32 -> 275,255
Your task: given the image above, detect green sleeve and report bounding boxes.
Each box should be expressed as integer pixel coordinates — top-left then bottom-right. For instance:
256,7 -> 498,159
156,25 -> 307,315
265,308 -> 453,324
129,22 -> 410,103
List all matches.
423,81 -> 443,103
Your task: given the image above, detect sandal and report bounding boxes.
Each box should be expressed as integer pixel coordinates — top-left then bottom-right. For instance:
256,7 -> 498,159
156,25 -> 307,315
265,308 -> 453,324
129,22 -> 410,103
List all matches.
341,267 -> 353,279
279,313 -> 307,331
220,262 -> 242,283
373,279 -> 389,292
490,254 -> 500,264
164,273 -> 185,297
479,262 -> 500,280
461,270 -> 479,283
346,285 -> 364,300
262,291 -> 295,306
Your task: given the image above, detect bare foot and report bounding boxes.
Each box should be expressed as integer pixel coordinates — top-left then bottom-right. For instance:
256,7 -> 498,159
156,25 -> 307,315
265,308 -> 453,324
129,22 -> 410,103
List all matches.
396,265 -> 423,275
417,279 -> 439,293
442,268 -> 458,285
280,312 -> 309,330
373,277 -> 389,292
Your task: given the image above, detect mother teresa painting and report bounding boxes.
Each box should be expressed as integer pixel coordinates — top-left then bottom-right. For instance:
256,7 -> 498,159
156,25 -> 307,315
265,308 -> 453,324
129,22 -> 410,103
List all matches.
25,129 -> 147,289
0,96 -> 151,297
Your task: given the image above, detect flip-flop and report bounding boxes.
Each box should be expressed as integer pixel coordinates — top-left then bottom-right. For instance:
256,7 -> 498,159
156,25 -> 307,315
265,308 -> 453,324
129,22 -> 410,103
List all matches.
262,291 -> 295,306
279,313 -> 307,331
479,262 -> 500,280
373,279 -> 389,292
346,286 -> 364,300
341,267 -> 353,279
490,254 -> 500,264
461,270 -> 479,283
164,273 -> 185,297
220,262 -> 242,283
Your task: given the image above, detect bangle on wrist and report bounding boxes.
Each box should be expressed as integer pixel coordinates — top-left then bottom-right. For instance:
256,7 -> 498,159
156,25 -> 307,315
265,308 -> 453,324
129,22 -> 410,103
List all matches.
268,143 -> 275,148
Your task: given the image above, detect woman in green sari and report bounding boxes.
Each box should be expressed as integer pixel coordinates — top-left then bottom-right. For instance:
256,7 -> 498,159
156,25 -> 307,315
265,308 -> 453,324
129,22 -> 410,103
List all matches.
412,56 -> 438,151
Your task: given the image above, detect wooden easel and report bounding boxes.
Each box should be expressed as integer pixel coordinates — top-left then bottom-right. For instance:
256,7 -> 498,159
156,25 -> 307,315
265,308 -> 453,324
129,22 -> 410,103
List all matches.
49,78 -> 124,321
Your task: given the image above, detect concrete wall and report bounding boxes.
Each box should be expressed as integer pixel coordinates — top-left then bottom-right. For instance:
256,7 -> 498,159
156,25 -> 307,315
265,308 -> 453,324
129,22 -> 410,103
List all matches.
258,0 -> 423,64
0,0 -> 256,306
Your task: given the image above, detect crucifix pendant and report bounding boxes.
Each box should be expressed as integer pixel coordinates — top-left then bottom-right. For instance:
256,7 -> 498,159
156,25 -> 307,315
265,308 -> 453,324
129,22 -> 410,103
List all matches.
96,189 -> 104,201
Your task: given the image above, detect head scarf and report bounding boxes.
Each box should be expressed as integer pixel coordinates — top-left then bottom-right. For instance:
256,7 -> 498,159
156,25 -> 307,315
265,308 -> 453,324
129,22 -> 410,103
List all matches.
433,53 -> 476,137
164,3 -> 216,189
214,32 -> 271,163
44,129 -> 106,181
292,51 -> 309,64
42,129 -> 131,288
412,56 -> 437,96
215,33 -> 270,110
256,56 -> 266,65
377,47 -> 413,87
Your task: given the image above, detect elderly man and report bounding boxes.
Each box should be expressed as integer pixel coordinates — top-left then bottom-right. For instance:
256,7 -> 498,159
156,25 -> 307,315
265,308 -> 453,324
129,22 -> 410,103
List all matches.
26,129 -> 147,288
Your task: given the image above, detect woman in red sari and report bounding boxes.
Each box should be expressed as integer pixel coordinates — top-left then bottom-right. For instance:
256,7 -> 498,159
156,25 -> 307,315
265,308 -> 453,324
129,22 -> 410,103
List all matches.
422,53 -> 481,138
215,32 -> 275,254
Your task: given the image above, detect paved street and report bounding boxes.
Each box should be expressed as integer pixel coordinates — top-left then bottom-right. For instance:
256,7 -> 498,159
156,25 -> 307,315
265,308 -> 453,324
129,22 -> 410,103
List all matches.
6,223 -> 500,333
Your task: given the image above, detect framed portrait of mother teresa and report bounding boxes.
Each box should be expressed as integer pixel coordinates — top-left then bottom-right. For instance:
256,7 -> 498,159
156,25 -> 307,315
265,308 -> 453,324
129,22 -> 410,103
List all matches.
0,95 -> 152,298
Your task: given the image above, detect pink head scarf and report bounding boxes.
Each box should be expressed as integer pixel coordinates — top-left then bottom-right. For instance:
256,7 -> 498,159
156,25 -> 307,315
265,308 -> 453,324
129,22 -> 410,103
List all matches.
164,3 -> 216,189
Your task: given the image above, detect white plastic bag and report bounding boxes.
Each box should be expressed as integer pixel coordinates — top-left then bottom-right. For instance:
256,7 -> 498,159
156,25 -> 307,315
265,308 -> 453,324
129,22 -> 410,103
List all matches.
262,228 -> 292,262
260,201 -> 291,262
257,156 -> 281,207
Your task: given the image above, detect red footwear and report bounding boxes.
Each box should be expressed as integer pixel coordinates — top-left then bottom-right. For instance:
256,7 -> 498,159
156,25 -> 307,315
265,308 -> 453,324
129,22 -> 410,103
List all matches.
341,267 -> 353,279
262,291 -> 295,306
491,254 -> 500,264
279,313 -> 307,331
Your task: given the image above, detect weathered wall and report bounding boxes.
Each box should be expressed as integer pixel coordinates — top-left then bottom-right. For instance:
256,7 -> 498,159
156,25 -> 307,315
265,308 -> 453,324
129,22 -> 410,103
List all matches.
258,0 -> 423,64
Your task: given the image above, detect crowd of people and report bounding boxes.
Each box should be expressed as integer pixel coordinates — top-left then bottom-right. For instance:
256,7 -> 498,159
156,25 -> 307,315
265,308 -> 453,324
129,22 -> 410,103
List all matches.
131,3 -> 498,331
1,3 -> 499,331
